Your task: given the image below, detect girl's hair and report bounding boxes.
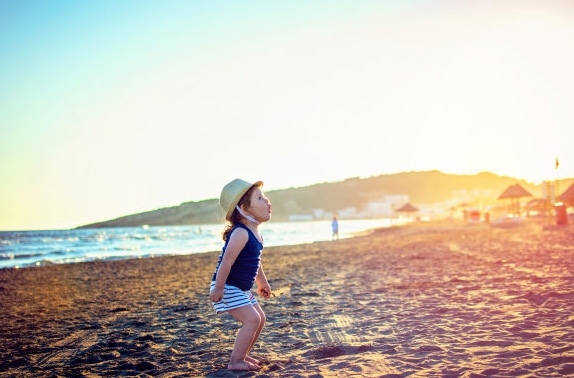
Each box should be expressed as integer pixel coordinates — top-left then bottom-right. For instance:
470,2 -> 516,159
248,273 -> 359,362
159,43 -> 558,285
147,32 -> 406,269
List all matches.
222,185 -> 258,241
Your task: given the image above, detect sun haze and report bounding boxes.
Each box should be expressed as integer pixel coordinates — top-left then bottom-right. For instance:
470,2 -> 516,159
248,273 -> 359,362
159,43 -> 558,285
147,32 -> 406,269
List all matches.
1,0 -> 573,230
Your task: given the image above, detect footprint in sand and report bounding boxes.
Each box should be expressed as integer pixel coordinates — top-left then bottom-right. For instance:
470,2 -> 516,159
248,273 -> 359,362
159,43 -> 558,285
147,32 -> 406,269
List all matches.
305,314 -> 361,344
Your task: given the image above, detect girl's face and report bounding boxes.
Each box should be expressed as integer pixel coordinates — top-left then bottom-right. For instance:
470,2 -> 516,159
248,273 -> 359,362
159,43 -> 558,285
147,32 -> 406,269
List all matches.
243,187 -> 271,223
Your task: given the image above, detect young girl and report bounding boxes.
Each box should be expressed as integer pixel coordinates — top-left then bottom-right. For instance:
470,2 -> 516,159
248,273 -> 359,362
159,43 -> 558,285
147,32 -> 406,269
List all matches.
209,179 -> 272,371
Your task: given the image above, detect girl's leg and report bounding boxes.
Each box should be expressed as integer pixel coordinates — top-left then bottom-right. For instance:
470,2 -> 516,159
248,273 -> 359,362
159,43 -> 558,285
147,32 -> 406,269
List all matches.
227,305 -> 262,371
245,303 -> 266,360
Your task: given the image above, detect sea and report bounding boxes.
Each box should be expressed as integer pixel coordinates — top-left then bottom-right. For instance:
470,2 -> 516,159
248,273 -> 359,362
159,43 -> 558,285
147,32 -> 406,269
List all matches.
0,218 -> 401,269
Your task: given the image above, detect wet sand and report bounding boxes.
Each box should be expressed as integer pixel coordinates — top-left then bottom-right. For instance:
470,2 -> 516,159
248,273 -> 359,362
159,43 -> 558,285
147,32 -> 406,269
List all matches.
1,220 -> 573,377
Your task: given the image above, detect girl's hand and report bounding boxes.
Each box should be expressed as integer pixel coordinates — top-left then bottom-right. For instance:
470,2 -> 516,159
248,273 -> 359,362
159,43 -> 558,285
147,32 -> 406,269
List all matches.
210,286 -> 224,303
257,283 -> 272,298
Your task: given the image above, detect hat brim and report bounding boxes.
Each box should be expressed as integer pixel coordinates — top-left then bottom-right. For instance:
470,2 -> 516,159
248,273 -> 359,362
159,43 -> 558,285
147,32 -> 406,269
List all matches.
225,181 -> 263,221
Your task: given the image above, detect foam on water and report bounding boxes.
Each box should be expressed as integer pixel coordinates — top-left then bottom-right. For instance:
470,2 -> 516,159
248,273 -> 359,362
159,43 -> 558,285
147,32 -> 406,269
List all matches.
0,218 -> 400,269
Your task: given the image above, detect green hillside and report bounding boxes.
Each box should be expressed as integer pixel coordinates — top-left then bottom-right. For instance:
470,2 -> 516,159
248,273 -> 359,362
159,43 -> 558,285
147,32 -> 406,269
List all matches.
77,171 -> 570,228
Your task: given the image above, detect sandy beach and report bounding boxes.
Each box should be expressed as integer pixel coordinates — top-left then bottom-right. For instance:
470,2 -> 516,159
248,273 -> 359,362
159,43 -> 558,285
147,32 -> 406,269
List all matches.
1,220 -> 573,377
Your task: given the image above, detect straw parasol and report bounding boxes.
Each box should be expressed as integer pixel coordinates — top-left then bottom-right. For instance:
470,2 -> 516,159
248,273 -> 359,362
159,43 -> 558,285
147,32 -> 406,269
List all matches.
396,203 -> 419,222
497,184 -> 532,215
396,203 -> 419,213
558,183 -> 574,205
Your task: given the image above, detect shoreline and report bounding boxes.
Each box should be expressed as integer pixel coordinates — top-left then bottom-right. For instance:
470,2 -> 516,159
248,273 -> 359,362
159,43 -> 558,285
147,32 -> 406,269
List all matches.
1,218 -> 396,270
1,220 -> 573,377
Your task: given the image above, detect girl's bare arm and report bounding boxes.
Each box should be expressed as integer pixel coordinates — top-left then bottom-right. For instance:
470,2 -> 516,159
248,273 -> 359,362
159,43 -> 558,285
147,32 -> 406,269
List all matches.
255,265 -> 271,298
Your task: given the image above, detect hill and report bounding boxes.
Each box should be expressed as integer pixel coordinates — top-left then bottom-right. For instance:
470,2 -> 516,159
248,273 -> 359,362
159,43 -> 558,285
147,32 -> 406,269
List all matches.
77,171 -> 569,228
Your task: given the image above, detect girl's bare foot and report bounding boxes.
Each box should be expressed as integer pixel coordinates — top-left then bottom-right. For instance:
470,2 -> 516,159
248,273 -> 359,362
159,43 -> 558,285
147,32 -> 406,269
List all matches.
227,360 -> 259,371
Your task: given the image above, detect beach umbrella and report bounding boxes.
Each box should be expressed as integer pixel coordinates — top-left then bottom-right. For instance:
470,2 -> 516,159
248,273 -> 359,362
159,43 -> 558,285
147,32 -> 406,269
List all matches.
396,203 -> 419,222
396,203 -> 419,212
558,183 -> 574,205
497,184 -> 532,216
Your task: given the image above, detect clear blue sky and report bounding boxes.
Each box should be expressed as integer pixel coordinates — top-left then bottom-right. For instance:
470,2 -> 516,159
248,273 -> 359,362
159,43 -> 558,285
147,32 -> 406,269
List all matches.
1,0 -> 573,230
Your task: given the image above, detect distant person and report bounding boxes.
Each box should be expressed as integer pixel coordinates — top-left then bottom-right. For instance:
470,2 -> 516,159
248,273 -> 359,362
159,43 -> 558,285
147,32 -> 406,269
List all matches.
332,215 -> 339,240
209,179 -> 272,372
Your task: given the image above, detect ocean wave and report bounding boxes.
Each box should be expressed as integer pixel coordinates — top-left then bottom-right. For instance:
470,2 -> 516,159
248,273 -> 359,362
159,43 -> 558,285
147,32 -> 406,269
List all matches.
0,250 -> 71,261
0,220 -> 391,269
0,252 -> 46,260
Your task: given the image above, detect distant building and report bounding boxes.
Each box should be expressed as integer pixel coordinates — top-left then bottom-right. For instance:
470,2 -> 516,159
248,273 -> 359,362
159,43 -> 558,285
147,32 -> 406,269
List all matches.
313,209 -> 325,219
339,207 -> 357,218
367,202 -> 393,217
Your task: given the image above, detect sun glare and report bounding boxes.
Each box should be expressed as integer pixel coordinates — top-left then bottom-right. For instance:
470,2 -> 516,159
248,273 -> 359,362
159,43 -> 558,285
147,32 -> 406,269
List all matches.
1,1 -> 573,230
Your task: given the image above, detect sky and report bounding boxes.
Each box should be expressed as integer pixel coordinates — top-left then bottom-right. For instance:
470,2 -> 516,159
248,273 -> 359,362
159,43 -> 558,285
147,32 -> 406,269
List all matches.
1,0 -> 574,230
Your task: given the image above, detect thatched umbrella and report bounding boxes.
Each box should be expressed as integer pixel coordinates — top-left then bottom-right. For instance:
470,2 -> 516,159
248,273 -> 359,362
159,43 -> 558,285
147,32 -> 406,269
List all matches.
558,183 -> 574,206
396,203 -> 419,213
396,203 -> 419,222
498,184 -> 532,215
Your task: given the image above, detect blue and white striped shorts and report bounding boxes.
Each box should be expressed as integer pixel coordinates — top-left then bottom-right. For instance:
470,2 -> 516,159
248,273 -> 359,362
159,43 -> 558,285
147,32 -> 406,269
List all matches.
210,282 -> 258,314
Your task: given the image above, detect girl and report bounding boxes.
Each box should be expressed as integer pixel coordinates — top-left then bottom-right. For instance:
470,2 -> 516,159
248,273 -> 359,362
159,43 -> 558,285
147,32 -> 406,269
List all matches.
209,179 -> 272,371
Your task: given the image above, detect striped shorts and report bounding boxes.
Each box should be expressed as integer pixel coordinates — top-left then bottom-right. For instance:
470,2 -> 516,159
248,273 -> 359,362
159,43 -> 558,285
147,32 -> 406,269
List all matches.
210,282 -> 258,314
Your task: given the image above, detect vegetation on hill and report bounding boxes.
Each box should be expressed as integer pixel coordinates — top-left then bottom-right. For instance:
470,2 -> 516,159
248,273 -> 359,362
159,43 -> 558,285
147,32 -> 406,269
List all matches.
77,170 -> 568,229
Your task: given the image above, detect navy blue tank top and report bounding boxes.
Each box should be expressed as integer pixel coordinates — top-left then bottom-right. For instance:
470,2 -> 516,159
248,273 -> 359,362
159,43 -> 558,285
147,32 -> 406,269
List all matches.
212,224 -> 263,291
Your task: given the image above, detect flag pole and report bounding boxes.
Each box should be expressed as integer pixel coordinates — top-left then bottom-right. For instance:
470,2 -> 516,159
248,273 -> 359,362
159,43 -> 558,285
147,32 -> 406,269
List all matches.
555,156 -> 560,203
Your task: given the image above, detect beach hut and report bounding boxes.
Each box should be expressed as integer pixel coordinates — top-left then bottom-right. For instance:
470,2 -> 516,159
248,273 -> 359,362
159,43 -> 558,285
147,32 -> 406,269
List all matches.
558,183 -> 574,206
497,184 -> 532,216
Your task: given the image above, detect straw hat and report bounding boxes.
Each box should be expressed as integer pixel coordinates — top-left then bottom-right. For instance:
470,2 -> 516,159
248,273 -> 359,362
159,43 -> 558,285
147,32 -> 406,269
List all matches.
220,179 -> 263,221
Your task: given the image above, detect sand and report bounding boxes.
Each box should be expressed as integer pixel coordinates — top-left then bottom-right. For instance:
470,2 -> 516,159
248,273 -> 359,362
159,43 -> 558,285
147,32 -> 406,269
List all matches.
1,220 -> 573,377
